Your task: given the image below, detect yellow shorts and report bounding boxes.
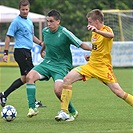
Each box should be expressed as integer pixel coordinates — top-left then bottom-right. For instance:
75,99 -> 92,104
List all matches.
73,63 -> 117,83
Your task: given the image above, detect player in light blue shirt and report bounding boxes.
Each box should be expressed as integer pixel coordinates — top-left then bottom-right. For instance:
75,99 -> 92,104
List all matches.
0,0 -> 45,108
7,15 -> 34,49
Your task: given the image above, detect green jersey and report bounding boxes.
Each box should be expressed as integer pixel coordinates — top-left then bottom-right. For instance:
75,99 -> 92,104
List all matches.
33,26 -> 82,81
43,25 -> 82,69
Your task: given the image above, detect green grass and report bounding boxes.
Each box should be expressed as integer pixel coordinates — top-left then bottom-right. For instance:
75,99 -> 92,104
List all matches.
0,67 -> 133,133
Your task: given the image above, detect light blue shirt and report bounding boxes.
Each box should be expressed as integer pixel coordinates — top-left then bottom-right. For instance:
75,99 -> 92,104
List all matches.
7,15 -> 34,49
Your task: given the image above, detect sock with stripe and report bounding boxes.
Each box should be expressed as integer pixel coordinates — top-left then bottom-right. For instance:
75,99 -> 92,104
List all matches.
26,84 -> 36,109
123,92 -> 133,106
61,84 -> 72,113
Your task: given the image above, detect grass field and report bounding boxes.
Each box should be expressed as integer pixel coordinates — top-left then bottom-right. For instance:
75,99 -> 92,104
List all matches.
0,67 -> 133,133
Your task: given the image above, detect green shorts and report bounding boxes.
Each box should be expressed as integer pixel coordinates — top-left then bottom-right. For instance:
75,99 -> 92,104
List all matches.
33,61 -> 71,81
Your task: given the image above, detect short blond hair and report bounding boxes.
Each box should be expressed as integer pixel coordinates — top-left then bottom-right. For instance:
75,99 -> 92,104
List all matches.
86,9 -> 104,23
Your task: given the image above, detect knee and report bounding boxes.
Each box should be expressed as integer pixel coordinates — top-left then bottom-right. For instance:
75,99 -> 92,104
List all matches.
26,74 -> 30,83
63,76 -> 71,85
26,73 -> 33,83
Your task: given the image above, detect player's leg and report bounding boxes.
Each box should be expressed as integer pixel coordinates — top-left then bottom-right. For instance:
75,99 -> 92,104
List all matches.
55,69 -> 83,121
99,64 -> 133,107
16,48 -> 44,108
3,77 -> 25,98
0,49 -> 27,107
107,82 -> 133,106
68,102 -> 78,119
26,70 -> 40,117
0,75 -> 25,107
0,77 -> 24,107
54,80 -> 78,121
55,64 -> 92,121
54,80 -> 77,113
26,63 -> 49,117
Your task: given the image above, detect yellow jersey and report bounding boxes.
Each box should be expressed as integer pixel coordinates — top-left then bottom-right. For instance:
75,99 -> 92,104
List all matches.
74,25 -> 117,83
89,25 -> 113,67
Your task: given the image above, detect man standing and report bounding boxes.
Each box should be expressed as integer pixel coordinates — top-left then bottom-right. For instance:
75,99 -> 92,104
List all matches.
0,0 -> 44,108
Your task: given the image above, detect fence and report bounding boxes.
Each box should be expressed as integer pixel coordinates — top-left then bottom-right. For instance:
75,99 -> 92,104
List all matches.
0,41 -> 132,67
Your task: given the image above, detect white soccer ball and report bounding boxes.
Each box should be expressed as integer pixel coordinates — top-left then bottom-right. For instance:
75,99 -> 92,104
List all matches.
1,105 -> 17,122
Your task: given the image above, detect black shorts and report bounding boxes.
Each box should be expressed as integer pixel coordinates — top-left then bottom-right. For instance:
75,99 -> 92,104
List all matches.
14,48 -> 34,75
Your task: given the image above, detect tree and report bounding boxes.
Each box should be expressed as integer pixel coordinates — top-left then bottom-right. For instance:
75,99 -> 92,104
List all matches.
1,0 -> 132,41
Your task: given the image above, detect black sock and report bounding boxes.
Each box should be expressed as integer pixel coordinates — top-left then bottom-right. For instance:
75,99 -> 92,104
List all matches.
4,78 -> 24,97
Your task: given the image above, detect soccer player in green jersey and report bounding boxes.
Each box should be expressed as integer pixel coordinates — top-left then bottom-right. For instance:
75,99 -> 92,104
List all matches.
26,9 -> 92,121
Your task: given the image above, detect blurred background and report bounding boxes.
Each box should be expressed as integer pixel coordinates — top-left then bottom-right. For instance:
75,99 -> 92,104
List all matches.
0,0 -> 133,67
0,0 -> 133,41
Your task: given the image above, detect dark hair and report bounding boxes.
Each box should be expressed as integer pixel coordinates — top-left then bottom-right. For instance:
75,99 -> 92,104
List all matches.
19,0 -> 30,9
86,9 -> 104,23
47,9 -> 61,20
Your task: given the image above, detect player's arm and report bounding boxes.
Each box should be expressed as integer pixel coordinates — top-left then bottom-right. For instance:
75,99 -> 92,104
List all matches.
3,35 -> 11,62
63,27 -> 91,51
80,43 -> 92,51
87,25 -> 114,38
33,36 -> 45,58
33,35 -> 44,46
40,43 -> 46,58
95,30 -> 114,38
80,43 -> 91,62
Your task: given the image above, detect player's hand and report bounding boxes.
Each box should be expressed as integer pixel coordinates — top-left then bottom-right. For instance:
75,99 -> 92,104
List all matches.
84,55 -> 90,61
87,25 -> 97,32
40,42 -> 44,46
3,55 -> 8,62
40,51 -> 46,58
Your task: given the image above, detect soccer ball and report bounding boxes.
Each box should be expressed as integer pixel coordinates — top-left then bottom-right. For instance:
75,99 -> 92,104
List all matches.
1,105 -> 17,122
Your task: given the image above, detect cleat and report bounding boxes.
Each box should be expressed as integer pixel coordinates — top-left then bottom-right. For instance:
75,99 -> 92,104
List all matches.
0,92 -> 7,107
55,110 -> 70,121
66,110 -> 78,122
35,101 -> 46,108
71,110 -> 78,118
66,116 -> 74,121
27,108 -> 38,118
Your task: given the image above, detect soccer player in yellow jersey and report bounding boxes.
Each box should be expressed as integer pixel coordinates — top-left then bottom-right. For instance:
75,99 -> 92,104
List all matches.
55,9 -> 133,121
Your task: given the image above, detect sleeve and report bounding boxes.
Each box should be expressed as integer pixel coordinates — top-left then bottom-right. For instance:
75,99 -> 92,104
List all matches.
7,20 -> 18,37
62,27 -> 83,48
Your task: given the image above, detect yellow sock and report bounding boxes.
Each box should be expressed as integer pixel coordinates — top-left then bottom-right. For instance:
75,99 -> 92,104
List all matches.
61,84 -> 72,113
123,92 -> 133,106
